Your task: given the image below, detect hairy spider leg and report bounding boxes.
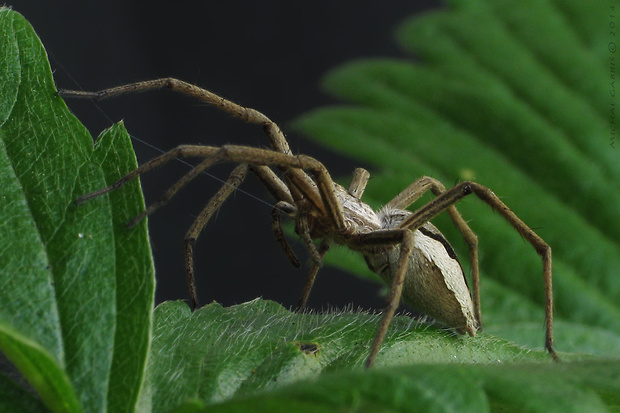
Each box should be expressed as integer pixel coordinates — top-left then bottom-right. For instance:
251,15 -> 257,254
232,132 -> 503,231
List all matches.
385,176 -> 481,326
398,181 -> 555,361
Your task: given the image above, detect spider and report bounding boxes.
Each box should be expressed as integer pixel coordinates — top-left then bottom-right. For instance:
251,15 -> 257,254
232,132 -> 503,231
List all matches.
59,78 -> 556,367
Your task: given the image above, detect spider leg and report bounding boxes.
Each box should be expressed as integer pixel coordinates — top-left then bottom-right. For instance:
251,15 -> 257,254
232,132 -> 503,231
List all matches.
214,145 -> 347,231
295,208 -> 323,266
294,168 -> 371,310
75,144 -> 325,213
271,200 -> 331,312
75,145 -> 196,204
247,164 -> 303,268
251,163 -> 328,269
126,157 -> 218,228
251,165 -> 294,204
398,181 -> 556,360
255,168 -> 322,270
60,79 -> 319,206
59,78 -> 287,148
214,146 -> 351,309
349,229 -> 415,368
386,176 -> 481,326
183,160 -> 322,309
271,201 -> 301,269
348,168 -> 370,199
296,240 -> 331,311
183,163 -> 249,309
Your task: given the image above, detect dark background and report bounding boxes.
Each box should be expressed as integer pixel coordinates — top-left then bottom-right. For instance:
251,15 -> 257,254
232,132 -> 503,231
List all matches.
16,1 -> 442,311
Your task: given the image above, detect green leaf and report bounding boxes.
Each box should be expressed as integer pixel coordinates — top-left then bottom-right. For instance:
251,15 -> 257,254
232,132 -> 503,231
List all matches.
0,322 -> 80,413
147,300 -> 616,413
94,124 -> 156,413
146,300 -> 543,411
0,8 -> 154,413
210,362 -> 619,413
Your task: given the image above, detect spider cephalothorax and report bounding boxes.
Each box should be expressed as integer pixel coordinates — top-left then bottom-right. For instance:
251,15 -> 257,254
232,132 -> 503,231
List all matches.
61,78 -> 556,367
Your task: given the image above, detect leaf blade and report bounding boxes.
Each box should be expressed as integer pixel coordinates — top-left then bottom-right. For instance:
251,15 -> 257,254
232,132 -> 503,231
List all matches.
0,8 -> 154,413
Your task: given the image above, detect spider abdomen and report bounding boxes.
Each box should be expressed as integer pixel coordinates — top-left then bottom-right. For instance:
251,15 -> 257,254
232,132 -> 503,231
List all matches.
365,208 -> 478,335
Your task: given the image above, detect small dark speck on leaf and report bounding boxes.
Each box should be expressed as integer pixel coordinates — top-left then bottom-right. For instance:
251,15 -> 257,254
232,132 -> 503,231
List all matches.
296,342 -> 319,355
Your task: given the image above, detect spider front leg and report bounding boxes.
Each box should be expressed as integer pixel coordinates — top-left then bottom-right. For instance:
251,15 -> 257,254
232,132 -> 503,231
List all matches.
270,200 -> 332,311
59,78 -> 289,152
295,167 -> 370,311
60,80 -> 320,206
271,202 -> 302,269
399,181 -> 556,360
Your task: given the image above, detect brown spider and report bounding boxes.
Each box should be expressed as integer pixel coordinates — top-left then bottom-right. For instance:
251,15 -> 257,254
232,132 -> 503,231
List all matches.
60,78 -> 556,367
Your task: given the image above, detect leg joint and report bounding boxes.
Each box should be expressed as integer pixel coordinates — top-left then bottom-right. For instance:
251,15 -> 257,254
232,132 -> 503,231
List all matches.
460,181 -> 474,195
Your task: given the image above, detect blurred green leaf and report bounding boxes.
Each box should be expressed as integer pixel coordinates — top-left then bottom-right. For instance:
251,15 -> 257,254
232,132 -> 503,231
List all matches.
209,361 -> 619,413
